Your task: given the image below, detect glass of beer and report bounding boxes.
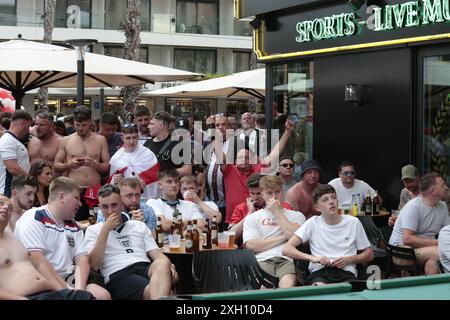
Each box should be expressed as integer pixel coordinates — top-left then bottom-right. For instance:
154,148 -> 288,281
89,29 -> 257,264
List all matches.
218,232 -> 229,249
168,234 -> 181,252
227,231 -> 236,248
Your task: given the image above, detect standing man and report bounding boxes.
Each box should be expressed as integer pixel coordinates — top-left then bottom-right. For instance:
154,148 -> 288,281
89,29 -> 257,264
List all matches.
85,184 -> 177,300
134,106 -> 152,146
144,111 -> 192,177
98,112 -> 123,158
389,172 -> 449,275
285,159 -> 322,220
8,176 -> 37,232
398,164 -> 421,210
0,110 -> 32,197
27,110 -> 62,166
14,177 -> 110,299
54,106 -> 110,220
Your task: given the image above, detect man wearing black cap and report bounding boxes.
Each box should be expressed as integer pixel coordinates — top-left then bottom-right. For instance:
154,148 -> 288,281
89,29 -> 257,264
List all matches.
285,159 -> 322,220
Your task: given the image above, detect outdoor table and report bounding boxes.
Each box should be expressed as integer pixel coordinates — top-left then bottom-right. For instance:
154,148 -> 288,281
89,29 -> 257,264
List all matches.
162,240 -> 237,294
356,210 -> 390,227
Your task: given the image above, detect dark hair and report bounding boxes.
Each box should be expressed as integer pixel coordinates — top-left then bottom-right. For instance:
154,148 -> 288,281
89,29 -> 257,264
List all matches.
98,184 -> 121,199
247,174 -> 263,188
100,112 -> 119,126
419,172 -> 441,193
29,160 -> 53,177
313,184 -> 336,204
11,110 -> 32,122
11,175 -> 37,191
134,106 -> 150,118
153,111 -> 172,125
121,123 -> 138,134
118,177 -> 142,190
158,168 -> 180,181
1,117 -> 10,130
64,115 -> 74,124
73,105 -> 91,122
54,120 -> 67,136
280,155 -> 294,163
338,161 -> 354,172
35,110 -> 54,123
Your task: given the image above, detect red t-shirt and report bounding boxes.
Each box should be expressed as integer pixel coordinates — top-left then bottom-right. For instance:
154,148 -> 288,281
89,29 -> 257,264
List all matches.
230,201 -> 294,226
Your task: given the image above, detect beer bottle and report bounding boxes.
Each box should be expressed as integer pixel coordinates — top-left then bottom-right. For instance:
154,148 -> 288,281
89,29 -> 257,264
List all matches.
170,211 -> 179,235
202,218 -> 212,249
211,216 -> 218,245
185,221 -> 193,253
192,219 -> 200,252
175,209 -> 183,236
373,191 -> 380,215
351,194 -> 358,217
363,191 -> 372,216
155,217 -> 164,248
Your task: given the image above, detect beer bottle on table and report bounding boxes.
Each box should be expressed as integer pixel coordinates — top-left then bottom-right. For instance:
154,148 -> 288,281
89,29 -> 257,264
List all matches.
351,194 -> 358,217
202,218 -> 212,249
373,191 -> 381,215
170,211 -> 179,235
174,208 -> 183,236
364,191 -> 373,216
211,216 -> 218,245
155,216 -> 164,248
185,221 -> 193,253
192,219 -> 200,252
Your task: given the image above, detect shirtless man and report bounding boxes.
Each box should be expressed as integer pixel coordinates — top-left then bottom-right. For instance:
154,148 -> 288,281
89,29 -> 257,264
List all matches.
54,106 -> 110,221
0,195 -> 94,300
9,176 -> 36,232
28,110 -> 62,166
285,159 -> 322,220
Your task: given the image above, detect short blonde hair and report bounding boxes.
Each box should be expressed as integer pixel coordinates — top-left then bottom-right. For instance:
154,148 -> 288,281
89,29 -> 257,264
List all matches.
48,177 -> 79,201
259,175 -> 282,191
180,175 -> 198,186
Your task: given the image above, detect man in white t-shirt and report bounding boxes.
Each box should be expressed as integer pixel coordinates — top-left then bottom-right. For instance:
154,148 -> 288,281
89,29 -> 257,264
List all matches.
0,110 -> 32,197
146,169 -> 205,233
283,184 -> 373,285
14,177 -> 110,299
438,225 -> 450,273
84,184 -> 177,300
389,172 -> 449,275
243,175 -> 305,288
328,161 -> 381,208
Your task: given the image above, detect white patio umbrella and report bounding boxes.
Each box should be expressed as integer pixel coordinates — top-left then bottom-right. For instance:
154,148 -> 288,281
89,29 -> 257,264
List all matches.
146,68 -> 265,100
0,38 -> 200,107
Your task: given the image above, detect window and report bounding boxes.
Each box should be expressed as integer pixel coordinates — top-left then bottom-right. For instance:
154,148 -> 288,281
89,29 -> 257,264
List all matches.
0,0 -> 16,26
423,55 -> 450,185
233,51 -> 251,73
55,0 -> 91,29
104,45 -> 149,64
176,0 -> 218,35
174,49 -> 216,74
272,61 -> 314,164
105,0 -> 151,31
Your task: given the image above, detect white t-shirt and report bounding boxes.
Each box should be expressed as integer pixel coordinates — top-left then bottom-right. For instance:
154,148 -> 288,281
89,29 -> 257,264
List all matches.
146,198 -> 204,222
205,138 -> 231,207
439,225 -> 450,273
0,131 -> 30,195
243,208 -> 305,262
389,196 -> 450,246
201,201 -> 219,220
328,178 -> 376,208
14,205 -> 87,278
295,215 -> 371,275
84,215 -> 158,283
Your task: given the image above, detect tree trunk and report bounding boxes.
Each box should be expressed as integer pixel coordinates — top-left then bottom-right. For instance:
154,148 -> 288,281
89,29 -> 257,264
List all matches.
120,0 -> 142,113
38,0 -> 56,110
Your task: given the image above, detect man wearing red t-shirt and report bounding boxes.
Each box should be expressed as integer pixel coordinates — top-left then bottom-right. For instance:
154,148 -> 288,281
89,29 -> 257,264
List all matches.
214,119 -> 294,225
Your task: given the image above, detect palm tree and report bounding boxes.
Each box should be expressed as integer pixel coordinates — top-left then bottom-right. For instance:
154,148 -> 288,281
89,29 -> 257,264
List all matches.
120,0 -> 142,112
37,0 -> 56,110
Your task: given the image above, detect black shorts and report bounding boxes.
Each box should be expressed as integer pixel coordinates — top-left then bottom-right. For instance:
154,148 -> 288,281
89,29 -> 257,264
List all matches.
106,262 -> 151,300
27,288 -> 95,300
305,267 -> 358,285
65,269 -> 105,287
75,188 -> 90,221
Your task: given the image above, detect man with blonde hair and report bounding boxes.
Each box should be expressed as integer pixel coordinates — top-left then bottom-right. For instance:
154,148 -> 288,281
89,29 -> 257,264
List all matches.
243,175 -> 305,288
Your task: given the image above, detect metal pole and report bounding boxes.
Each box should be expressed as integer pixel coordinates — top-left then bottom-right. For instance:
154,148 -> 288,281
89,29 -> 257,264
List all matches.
99,88 -> 104,114
77,59 -> 84,106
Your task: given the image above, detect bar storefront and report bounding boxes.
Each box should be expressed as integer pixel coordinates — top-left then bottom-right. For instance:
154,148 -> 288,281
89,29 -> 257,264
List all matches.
237,0 -> 450,209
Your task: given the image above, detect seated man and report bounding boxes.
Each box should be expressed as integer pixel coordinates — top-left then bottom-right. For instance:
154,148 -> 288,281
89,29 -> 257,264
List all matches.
84,184 -> 177,300
0,194 -> 95,300
328,161 -> 381,209
283,184 -> 374,286
243,175 -> 305,288
146,169 -> 204,233
389,172 -> 449,275
14,177 -> 110,300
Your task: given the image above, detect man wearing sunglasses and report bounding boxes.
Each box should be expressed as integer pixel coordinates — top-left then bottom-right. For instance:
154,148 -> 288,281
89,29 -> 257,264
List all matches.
328,161 -> 381,209
278,155 -> 297,200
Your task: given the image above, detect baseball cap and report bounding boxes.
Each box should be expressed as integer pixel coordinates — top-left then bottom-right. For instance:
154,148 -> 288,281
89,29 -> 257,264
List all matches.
175,117 -> 189,130
300,159 -> 322,177
401,164 -> 418,180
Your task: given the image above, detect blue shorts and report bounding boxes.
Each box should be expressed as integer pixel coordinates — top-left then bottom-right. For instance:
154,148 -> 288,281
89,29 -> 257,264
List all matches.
106,262 -> 151,300
27,289 -> 95,300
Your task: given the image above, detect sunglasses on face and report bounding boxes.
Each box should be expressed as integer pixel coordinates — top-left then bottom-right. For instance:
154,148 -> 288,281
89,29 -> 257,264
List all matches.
123,123 -> 137,129
341,171 -> 355,177
281,163 -> 295,168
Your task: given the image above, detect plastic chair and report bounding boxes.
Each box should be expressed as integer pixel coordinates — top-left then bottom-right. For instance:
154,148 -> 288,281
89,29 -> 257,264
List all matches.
386,244 -> 421,277
192,249 -> 279,294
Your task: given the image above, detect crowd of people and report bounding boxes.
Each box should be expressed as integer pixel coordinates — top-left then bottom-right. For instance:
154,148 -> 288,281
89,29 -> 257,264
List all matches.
0,105 -> 449,300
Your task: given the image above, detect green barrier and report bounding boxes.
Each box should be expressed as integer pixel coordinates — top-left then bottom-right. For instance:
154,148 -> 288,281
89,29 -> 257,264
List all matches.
369,273 -> 450,290
188,283 -> 352,300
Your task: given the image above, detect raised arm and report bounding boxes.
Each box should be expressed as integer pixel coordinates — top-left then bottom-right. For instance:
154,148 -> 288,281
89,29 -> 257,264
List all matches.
263,119 -> 294,167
